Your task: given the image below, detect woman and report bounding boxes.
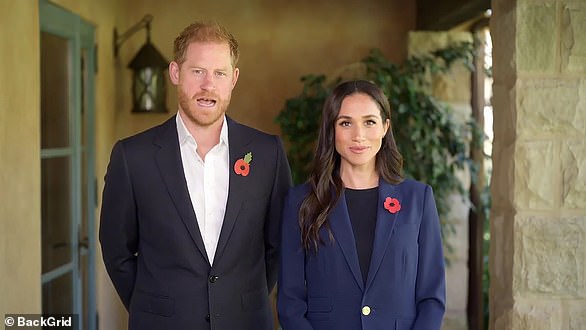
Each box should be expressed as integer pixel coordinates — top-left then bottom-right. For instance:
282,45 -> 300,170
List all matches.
278,80 -> 445,330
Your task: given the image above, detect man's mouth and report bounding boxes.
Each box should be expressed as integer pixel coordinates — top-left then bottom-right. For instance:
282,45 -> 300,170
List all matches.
196,97 -> 217,107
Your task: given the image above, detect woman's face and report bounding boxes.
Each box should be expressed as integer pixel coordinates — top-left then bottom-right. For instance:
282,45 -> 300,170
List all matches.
334,93 -> 389,173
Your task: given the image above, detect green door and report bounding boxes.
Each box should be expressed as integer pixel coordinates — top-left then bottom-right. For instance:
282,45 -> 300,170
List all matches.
39,1 -> 96,329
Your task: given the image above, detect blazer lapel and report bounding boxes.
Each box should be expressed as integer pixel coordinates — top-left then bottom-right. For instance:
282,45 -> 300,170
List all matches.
154,116 -> 210,264
330,192 -> 365,291
213,117 -> 252,263
365,179 -> 401,289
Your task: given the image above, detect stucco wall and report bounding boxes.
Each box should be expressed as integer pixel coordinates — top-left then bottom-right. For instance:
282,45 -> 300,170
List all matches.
0,0 -> 41,315
114,0 -> 416,139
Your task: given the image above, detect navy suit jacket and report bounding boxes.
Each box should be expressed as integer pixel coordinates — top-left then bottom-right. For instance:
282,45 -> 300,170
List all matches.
99,115 -> 292,330
278,179 -> 445,330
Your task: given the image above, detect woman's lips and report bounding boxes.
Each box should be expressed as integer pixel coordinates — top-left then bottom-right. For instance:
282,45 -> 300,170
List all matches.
349,146 -> 370,153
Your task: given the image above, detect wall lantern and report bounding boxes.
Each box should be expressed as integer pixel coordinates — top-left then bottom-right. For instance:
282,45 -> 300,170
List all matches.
114,15 -> 168,113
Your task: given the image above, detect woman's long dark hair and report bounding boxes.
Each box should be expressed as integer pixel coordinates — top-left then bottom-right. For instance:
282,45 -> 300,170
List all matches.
299,80 -> 404,252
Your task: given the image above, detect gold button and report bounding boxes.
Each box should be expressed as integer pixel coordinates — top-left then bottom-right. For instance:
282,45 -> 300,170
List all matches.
362,306 -> 371,316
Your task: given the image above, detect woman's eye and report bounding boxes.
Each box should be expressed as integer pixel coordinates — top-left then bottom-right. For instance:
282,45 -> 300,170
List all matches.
365,120 -> 376,126
339,121 -> 350,127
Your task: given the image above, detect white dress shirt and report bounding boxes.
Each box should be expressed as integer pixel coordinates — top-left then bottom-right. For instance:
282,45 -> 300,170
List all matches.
176,114 -> 229,264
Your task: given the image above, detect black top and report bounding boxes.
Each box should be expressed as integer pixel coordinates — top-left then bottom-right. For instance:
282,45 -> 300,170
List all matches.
345,187 -> 378,284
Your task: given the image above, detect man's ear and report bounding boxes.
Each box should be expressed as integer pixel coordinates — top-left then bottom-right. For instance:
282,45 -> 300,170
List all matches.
169,61 -> 180,85
232,67 -> 239,88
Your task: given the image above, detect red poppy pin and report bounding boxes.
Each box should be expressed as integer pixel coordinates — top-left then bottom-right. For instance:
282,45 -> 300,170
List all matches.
234,152 -> 252,176
384,197 -> 401,214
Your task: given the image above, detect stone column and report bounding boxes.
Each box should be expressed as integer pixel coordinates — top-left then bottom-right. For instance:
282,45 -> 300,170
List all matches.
490,0 -> 586,329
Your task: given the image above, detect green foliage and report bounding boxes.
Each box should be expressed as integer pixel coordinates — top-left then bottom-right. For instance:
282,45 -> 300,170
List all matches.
276,75 -> 329,184
275,42 -> 478,249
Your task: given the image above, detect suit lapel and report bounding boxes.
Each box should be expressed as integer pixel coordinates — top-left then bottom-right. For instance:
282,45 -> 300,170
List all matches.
154,116 -> 210,264
365,179 -> 401,289
330,191 -> 365,291
213,117 -> 252,263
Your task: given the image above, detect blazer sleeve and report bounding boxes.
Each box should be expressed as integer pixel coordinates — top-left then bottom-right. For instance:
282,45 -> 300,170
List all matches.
264,136 -> 292,291
412,185 -> 446,330
277,189 -> 314,330
99,141 -> 138,310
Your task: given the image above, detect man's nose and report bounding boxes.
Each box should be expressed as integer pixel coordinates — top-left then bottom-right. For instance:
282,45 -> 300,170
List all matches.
200,73 -> 215,91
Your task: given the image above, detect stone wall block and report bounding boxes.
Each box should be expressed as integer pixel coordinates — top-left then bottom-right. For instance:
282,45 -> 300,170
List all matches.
515,141 -> 555,210
490,212 -> 515,330
445,261 -> 469,315
562,140 -> 586,209
491,4 -> 516,84
408,31 -> 472,57
490,143 -> 515,209
492,84 -> 517,145
490,212 -> 515,297
562,1 -> 586,73
512,300 -> 562,330
518,79 -> 583,138
408,31 -> 473,103
517,2 -> 557,73
493,308 -> 512,330
432,66 -> 472,103
445,191 -> 470,265
516,216 -> 585,298
491,143 -> 516,211
447,103 -> 473,125
567,300 -> 586,330
441,315 -> 467,330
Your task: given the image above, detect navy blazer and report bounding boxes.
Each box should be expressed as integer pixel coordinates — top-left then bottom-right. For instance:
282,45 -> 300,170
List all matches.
278,179 -> 445,330
99,116 -> 292,330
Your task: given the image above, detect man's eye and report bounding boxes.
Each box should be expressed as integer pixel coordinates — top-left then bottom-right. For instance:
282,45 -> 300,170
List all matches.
216,71 -> 227,77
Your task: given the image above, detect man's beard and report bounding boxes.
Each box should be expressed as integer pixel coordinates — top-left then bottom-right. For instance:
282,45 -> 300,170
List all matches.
178,91 -> 230,127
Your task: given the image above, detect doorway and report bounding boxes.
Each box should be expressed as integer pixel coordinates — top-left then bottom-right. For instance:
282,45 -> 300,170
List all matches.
39,1 -> 96,329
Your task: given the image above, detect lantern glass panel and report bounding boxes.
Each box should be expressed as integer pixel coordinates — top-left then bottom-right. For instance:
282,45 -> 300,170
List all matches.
132,67 -> 166,113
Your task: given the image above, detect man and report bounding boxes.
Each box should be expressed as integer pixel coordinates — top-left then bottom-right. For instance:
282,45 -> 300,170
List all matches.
99,21 -> 292,330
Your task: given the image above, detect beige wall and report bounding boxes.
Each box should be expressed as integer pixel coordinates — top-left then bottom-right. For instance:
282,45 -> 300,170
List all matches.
0,0 -> 41,315
0,0 -> 415,328
116,0 -> 416,138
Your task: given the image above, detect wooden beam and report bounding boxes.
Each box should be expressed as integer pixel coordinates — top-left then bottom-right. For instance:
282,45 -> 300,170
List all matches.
417,0 -> 490,30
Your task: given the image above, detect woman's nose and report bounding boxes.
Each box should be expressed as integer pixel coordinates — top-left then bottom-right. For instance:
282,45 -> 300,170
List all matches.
352,127 -> 366,141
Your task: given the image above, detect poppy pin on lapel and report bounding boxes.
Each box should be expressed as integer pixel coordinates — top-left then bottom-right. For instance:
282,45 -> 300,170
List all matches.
384,197 -> 401,214
234,152 -> 252,176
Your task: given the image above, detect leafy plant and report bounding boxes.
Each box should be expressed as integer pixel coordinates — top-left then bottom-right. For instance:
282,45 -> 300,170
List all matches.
276,42 -> 480,249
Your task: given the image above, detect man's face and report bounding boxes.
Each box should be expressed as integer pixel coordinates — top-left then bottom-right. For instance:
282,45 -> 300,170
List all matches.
169,41 -> 239,128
